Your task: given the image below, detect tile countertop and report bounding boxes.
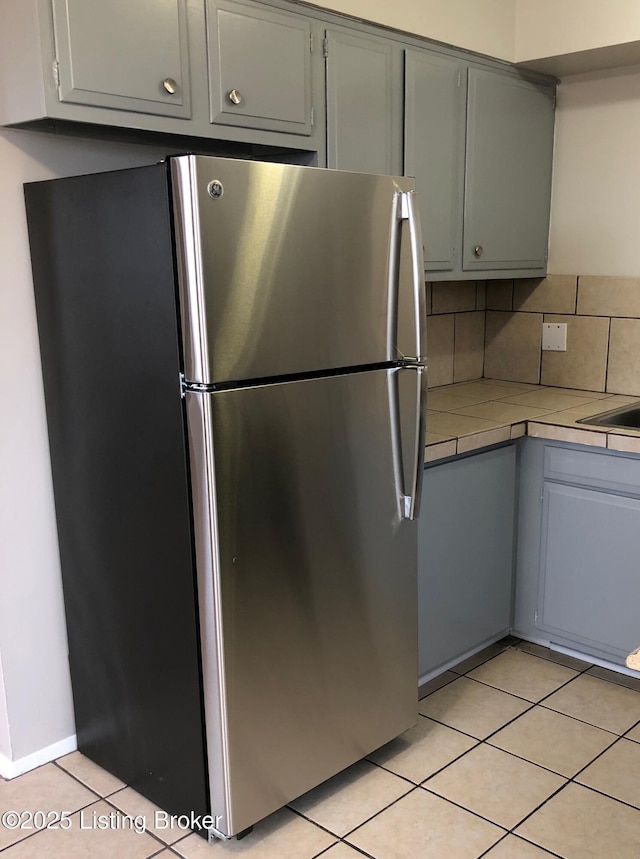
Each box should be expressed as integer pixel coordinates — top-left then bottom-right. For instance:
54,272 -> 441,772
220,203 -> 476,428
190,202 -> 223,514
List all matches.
425,380 -> 640,463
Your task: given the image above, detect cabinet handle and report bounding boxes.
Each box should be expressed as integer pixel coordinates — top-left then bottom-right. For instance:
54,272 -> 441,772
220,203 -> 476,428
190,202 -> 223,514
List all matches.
227,89 -> 243,106
162,78 -> 178,95
473,245 -> 483,258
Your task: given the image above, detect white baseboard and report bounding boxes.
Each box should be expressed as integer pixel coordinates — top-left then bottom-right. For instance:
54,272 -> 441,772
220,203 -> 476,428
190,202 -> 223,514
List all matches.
0,734 -> 77,780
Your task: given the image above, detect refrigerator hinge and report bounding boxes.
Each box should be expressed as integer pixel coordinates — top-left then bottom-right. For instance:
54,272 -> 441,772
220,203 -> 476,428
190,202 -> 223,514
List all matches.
180,374 -> 211,396
207,826 -> 231,843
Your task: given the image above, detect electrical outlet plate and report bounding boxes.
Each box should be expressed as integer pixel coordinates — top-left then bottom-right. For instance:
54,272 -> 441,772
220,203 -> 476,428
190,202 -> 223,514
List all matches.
542,322 -> 567,351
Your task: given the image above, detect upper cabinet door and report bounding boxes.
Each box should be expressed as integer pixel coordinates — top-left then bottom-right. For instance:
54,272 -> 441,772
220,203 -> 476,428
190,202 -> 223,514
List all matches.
206,0 -> 312,135
404,49 -> 465,272
325,29 -> 402,175
463,68 -> 555,272
51,0 -> 191,118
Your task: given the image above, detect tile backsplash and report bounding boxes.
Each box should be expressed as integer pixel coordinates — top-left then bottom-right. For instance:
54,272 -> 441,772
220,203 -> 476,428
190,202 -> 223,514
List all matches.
426,276 -> 640,397
426,282 -> 486,387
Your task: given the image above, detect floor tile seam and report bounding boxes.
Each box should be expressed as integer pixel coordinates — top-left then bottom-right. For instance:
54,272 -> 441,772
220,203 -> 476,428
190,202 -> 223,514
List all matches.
459,672 -> 542,703
537,701 -> 636,735
99,794 -> 174,850
448,649 -> 510,676
482,698 -> 620,745
562,776 -> 640,815
429,731 -> 575,785
477,831 -> 564,859
586,666 -> 640,693
333,783 -> 419,840
313,840 -> 374,859
511,642 -> 595,674
473,643 -> 585,680
0,788 -> 114,854
482,734 -> 609,781
413,712 -> 487,742
51,760 -> 107,799
418,711 -> 492,743
622,716 -> 640,739
563,732 -> 624,784
360,754 -> 432,789
418,783 -> 509,833
273,803 -> 342,841
504,778 -> 571,836
414,738 -> 484,787
165,831 -> 193,857
465,663 -> 589,708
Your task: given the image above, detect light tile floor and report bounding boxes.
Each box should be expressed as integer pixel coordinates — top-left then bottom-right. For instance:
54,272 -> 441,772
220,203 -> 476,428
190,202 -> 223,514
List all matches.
3,638 -> 640,858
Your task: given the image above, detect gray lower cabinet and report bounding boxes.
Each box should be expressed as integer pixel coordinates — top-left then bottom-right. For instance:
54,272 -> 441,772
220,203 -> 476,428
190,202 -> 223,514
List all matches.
324,28 -> 402,175
515,438 -> 640,665
418,444 -> 516,679
51,0 -> 191,118
206,0 -> 313,135
463,67 -> 555,273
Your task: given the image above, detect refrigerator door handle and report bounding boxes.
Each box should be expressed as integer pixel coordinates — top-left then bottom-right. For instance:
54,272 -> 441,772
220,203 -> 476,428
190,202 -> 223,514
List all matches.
389,366 -> 427,521
399,191 -> 426,364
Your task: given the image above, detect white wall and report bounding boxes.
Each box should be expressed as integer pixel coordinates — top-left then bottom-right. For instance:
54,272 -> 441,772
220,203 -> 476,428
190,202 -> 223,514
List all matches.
315,0 -> 517,60
516,0 -> 640,62
0,653 -> 11,760
0,128 -> 181,767
548,65 -> 640,276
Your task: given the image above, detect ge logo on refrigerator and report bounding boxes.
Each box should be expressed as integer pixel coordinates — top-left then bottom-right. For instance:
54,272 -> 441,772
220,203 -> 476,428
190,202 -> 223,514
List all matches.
207,180 -> 224,199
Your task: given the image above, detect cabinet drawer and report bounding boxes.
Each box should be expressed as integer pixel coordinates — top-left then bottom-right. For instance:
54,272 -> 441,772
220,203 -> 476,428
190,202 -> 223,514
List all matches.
544,445 -> 640,495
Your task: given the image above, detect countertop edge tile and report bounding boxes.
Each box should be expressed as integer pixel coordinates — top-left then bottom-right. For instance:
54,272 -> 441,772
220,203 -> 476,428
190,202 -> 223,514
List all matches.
424,381 -> 640,457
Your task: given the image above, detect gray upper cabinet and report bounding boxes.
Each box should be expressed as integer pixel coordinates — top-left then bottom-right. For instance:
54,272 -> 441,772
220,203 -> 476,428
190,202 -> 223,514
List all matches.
206,0 -> 313,135
463,68 -> 555,272
404,49 -> 465,273
325,28 -> 402,175
51,0 -> 191,118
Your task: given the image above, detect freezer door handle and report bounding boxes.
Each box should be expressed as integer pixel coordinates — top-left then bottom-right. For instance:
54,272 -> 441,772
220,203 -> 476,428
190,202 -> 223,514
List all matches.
398,191 -> 426,364
389,366 -> 427,521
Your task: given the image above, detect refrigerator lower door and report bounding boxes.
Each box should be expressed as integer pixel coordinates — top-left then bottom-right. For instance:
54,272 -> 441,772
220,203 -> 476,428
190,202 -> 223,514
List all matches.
185,368 -> 419,837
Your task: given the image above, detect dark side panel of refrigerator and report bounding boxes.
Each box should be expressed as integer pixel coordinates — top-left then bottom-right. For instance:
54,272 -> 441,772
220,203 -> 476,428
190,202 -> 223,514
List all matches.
24,165 -> 209,821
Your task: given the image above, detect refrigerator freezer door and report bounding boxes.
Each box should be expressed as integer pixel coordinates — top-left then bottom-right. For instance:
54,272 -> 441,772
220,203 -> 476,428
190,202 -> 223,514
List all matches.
185,368 -> 419,836
171,155 -> 424,385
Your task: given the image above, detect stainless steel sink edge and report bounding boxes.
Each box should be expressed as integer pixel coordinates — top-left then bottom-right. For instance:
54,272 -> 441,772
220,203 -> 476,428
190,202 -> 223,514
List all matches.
577,401 -> 640,429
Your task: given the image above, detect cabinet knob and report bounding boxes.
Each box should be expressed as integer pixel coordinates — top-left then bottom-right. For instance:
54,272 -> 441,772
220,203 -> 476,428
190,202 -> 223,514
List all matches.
162,78 -> 178,95
227,89 -> 243,106
473,245 -> 484,258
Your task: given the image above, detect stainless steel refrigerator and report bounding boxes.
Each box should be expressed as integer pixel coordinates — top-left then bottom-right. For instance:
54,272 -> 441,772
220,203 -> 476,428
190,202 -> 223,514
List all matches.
25,154 -> 426,841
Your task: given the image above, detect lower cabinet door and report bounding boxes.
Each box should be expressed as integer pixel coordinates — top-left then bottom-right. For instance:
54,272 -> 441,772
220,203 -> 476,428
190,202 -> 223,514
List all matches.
538,482 -> 640,661
418,445 -> 516,678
